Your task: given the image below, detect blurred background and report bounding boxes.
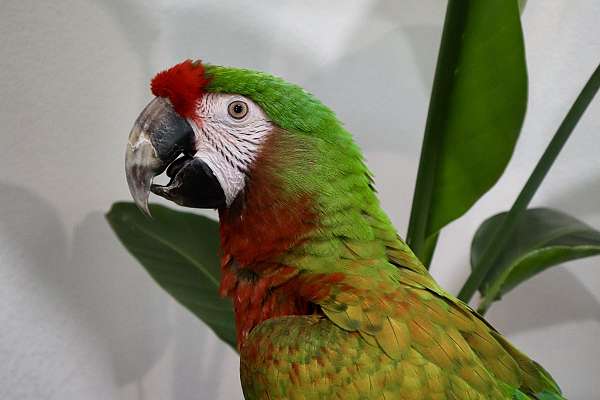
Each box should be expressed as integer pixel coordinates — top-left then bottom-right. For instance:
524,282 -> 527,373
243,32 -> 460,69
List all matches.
1,1 -> 599,399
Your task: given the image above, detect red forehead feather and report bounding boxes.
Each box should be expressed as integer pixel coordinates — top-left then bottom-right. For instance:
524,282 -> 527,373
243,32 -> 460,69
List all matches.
150,60 -> 208,118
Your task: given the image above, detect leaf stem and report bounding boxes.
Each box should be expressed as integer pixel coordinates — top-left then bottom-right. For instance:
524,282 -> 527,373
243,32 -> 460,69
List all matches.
406,1 -> 467,264
458,62 -> 600,305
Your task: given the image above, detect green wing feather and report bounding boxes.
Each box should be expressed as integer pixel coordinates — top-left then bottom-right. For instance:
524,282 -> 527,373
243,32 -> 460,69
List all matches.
241,236 -> 565,399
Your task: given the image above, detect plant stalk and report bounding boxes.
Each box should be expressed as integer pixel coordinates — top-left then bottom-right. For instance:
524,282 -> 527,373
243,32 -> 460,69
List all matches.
406,1 -> 467,265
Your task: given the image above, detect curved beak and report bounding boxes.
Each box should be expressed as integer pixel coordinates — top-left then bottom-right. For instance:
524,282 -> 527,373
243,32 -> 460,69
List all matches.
125,97 -> 195,216
125,97 -> 226,216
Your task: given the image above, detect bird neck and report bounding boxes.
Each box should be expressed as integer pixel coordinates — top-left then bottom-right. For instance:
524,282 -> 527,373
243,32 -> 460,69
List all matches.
217,128 -> 388,268
216,129 -> 400,346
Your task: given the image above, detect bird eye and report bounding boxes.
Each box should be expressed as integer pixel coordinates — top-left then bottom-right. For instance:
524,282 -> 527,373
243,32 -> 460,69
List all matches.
228,100 -> 248,120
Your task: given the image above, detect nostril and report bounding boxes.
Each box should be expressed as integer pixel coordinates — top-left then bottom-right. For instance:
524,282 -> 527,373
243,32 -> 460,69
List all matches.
166,155 -> 193,178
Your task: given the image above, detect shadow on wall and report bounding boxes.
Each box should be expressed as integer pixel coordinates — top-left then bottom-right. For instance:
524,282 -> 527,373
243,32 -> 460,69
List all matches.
0,183 -> 79,398
91,0 -> 159,78
93,0 -> 440,154
0,183 -> 168,390
547,174 -> 600,222
70,210 -> 171,386
486,265 -> 600,336
171,301 -> 236,400
93,0 -> 309,77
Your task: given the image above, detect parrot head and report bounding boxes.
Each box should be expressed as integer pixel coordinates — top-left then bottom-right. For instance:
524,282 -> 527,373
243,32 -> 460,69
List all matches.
127,59 -> 368,212
126,60 -> 378,264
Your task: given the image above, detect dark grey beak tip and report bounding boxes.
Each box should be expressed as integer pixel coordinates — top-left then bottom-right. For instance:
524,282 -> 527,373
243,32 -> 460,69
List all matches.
125,142 -> 157,218
135,196 -> 152,218
125,97 -> 192,217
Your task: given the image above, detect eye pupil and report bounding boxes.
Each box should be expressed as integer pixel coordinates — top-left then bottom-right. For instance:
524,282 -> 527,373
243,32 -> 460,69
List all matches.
228,100 -> 248,119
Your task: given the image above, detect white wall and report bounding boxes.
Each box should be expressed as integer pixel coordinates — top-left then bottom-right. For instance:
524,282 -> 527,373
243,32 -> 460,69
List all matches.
1,1 -> 599,399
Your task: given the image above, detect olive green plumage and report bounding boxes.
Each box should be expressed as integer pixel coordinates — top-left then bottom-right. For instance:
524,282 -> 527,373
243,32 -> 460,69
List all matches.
204,65 -> 565,400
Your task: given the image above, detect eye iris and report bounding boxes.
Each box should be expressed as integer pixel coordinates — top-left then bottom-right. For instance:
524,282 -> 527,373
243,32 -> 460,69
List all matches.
229,101 -> 248,119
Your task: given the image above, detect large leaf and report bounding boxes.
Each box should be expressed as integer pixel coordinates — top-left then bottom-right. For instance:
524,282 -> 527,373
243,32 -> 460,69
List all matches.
106,202 -> 236,349
407,0 -> 527,263
471,208 -> 600,311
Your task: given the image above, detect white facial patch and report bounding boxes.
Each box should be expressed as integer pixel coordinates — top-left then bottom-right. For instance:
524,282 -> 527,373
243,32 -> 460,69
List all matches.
188,93 -> 273,205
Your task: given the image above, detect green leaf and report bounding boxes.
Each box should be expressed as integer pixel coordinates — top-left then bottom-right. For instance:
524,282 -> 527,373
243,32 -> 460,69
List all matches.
106,202 -> 236,349
458,63 -> 600,304
407,0 -> 527,263
471,208 -> 600,311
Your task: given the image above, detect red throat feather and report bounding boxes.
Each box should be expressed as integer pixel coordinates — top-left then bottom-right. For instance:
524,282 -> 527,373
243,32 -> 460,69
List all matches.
150,59 -> 208,118
218,134 -> 318,266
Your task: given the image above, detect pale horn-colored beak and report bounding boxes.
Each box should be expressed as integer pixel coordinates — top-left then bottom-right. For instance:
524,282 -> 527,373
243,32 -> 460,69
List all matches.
125,97 -> 195,216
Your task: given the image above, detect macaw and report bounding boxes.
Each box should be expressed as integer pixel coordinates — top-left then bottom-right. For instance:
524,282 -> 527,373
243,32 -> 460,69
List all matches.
125,60 -> 565,400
